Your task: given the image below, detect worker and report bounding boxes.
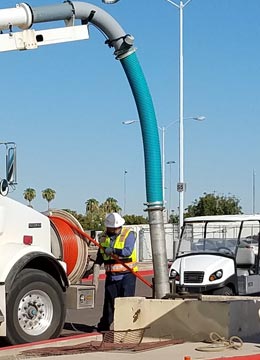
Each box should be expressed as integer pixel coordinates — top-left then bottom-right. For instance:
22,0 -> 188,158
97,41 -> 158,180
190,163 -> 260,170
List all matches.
85,212 -> 138,332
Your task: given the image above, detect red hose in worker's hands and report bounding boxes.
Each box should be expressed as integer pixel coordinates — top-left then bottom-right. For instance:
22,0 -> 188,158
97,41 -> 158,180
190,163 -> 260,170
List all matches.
49,215 -> 153,289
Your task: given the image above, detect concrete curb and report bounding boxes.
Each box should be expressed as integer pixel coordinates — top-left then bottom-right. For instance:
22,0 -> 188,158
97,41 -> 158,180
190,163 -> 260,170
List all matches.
211,355 -> 260,360
0,332 -> 102,351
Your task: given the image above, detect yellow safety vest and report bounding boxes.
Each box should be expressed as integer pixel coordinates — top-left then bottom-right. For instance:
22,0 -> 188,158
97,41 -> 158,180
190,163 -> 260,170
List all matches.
100,227 -> 138,273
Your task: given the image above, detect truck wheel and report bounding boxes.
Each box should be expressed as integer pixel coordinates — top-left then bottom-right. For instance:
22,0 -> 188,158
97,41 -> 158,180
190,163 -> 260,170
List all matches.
5,268 -> 66,345
212,286 -> 234,296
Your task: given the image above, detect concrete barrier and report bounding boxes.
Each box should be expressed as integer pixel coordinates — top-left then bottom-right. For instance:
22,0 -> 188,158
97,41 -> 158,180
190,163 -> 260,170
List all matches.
114,296 -> 260,342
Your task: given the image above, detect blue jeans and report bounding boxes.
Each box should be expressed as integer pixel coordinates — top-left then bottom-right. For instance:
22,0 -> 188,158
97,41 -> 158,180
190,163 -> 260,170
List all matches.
97,272 -> 136,331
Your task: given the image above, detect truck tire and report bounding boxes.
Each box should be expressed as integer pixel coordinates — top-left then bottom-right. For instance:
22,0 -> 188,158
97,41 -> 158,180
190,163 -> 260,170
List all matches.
5,268 -> 66,345
212,286 -> 234,296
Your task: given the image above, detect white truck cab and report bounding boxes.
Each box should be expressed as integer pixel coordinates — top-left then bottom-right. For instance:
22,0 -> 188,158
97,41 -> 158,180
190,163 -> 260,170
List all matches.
169,215 -> 260,296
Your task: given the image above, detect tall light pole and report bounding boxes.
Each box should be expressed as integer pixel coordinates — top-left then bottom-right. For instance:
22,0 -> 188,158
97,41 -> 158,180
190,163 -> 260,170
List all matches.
160,117 -> 204,212
166,160 -> 176,215
253,169 -> 256,215
122,116 -> 205,216
166,0 -> 193,235
161,126 -> 166,207
123,120 -> 169,209
123,169 -> 127,214
107,0 -> 196,235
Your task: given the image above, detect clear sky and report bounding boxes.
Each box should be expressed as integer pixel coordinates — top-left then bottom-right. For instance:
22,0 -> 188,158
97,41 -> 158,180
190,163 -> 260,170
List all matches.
0,0 -> 259,216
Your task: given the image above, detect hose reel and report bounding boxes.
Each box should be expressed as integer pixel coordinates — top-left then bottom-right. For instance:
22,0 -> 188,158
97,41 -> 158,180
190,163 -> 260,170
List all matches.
49,209 -> 88,284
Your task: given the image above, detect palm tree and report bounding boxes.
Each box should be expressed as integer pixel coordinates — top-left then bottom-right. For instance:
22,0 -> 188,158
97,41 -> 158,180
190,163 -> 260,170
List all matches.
42,188 -> 56,210
102,197 -> 121,213
85,198 -> 99,214
23,188 -> 36,208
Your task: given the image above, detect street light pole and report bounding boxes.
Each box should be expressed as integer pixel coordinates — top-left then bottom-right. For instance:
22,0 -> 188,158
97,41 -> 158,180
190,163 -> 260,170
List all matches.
253,169 -> 256,215
123,121 -> 168,211
103,0 -> 195,236
166,0 -> 193,235
122,116 -> 205,216
124,169 -> 127,214
161,126 -> 166,208
123,120 -> 167,208
166,160 -> 176,215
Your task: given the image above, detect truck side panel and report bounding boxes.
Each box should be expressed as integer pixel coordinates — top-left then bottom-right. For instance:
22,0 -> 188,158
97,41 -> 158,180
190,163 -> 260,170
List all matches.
0,196 -> 51,252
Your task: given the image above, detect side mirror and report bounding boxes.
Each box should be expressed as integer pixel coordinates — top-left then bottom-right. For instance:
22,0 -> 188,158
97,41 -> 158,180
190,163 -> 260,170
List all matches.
6,144 -> 17,185
0,179 -> 9,196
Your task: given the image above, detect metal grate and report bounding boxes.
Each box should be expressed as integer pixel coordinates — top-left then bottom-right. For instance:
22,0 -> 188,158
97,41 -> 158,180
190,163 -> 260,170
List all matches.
101,328 -> 145,346
19,337 -> 184,357
184,271 -> 204,283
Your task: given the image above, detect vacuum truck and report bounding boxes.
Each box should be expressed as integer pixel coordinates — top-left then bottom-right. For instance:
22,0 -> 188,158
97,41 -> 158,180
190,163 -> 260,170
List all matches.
0,142 -> 96,345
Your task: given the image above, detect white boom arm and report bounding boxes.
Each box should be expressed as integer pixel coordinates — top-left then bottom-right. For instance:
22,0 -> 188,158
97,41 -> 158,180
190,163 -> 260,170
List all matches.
0,25 -> 89,52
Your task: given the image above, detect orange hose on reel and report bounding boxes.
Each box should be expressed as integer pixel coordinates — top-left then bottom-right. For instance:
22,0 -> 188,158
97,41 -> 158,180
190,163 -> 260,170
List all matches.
50,217 -> 79,275
49,215 -> 153,289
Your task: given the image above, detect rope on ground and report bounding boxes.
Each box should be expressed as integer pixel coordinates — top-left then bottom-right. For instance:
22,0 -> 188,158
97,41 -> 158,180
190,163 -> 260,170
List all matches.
195,332 -> 243,352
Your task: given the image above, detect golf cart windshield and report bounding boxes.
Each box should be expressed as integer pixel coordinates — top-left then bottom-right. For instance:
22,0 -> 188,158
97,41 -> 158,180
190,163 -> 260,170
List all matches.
178,218 -> 260,257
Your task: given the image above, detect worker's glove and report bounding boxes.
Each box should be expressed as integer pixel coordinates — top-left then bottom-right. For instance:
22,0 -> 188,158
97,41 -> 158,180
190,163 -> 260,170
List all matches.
104,247 -> 114,256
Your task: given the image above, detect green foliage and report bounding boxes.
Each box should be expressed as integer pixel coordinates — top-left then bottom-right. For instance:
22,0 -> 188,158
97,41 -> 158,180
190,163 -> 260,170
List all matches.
124,214 -> 148,225
100,197 -> 122,214
23,189 -> 244,229
83,197 -> 122,230
23,188 -> 36,207
64,198 -> 148,230
85,199 -> 99,213
62,209 -> 78,218
42,188 -> 56,210
62,208 -> 97,230
185,192 -> 243,217
84,212 -> 106,231
168,211 -> 179,224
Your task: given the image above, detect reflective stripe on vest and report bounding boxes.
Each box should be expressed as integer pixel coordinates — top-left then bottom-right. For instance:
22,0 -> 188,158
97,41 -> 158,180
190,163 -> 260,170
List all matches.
100,227 -> 138,273
104,261 -> 137,272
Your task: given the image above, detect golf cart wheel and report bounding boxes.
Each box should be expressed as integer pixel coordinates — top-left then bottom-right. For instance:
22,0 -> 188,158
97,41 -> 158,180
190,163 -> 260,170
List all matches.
212,286 -> 234,296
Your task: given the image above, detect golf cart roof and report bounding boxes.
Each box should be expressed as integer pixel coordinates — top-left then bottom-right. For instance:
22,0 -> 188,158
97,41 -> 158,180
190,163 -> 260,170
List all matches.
184,214 -> 260,223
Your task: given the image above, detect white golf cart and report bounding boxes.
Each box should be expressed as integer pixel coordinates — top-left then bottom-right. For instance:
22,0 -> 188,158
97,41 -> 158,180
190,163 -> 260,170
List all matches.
169,215 -> 260,296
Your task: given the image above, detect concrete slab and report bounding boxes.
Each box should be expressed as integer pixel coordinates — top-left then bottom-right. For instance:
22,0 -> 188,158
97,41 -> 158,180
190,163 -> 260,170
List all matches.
0,334 -> 259,360
1,263 -> 260,359
114,296 -> 260,342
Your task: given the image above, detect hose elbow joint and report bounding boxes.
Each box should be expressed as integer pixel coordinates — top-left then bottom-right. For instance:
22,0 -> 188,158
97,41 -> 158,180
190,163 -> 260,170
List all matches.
105,33 -> 135,59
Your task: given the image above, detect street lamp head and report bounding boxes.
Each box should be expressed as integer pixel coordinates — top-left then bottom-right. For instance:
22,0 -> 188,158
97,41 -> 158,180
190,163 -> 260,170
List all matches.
167,161 -> 176,165
102,0 -> 120,3
122,120 -> 139,125
193,116 -> 206,121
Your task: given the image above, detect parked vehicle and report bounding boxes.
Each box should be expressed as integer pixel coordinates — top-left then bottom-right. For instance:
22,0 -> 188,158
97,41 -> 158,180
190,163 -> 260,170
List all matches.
0,143 -> 96,345
169,215 -> 260,296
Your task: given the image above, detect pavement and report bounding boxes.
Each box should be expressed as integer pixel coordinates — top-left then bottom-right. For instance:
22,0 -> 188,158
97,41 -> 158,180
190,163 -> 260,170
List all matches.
0,262 -> 260,360
0,331 -> 260,360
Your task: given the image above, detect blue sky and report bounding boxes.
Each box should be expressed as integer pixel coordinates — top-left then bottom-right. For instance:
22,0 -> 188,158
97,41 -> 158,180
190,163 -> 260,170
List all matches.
0,0 -> 259,216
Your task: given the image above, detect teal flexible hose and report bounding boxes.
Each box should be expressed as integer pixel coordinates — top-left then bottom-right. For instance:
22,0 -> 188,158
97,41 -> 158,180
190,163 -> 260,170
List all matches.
120,52 -> 163,205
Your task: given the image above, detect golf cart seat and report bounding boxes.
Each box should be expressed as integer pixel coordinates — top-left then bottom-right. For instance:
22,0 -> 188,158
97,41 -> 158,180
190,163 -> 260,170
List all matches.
236,247 -> 255,274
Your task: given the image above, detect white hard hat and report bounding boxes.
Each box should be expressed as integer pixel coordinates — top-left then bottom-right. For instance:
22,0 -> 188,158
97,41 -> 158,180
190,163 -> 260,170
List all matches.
104,213 -> 125,228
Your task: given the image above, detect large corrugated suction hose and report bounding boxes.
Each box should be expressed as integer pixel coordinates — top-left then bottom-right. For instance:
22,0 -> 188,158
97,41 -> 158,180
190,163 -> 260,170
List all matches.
120,52 -> 163,205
